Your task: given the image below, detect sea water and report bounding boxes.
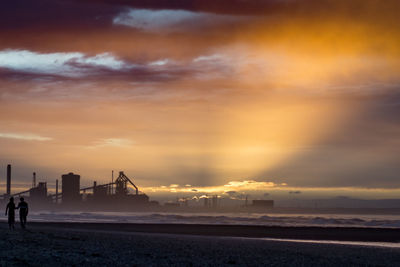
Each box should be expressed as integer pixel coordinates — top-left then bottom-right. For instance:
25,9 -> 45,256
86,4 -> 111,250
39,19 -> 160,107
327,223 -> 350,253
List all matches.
5,211 -> 400,228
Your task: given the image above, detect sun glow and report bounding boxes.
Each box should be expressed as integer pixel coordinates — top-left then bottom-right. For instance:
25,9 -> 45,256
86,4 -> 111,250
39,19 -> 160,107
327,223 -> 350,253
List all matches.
1,0 -> 400,199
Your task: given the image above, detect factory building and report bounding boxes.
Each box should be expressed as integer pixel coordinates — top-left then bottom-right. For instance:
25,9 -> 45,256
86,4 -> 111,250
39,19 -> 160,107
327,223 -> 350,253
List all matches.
0,165 -> 160,211
61,172 -> 81,204
68,171 -> 150,209
92,181 -> 108,200
30,182 -> 48,202
1,167 -> 49,208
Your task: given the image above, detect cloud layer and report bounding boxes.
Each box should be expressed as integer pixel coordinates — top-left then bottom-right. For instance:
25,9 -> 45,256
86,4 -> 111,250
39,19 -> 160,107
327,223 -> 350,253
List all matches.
0,0 -> 399,199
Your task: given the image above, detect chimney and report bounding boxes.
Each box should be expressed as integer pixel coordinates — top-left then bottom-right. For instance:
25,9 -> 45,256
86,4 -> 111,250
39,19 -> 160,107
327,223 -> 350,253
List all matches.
6,164 -> 11,195
55,179 -> 59,204
33,172 -> 36,188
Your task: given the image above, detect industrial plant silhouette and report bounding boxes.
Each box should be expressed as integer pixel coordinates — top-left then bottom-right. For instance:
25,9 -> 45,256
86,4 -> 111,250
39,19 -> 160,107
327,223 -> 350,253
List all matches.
1,164 -> 152,211
1,164 -> 274,211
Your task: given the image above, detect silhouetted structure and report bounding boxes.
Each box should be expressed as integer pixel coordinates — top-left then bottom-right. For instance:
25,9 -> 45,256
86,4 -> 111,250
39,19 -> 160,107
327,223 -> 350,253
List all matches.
62,172 -> 81,204
30,182 -> 47,202
0,165 -> 154,211
115,171 -> 138,196
55,179 -> 59,204
6,164 -> 11,196
6,173 -> 49,210
32,172 -> 36,188
75,171 -> 150,209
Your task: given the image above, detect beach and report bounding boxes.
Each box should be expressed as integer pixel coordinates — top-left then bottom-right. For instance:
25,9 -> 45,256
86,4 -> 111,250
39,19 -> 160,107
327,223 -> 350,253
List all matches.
1,222 -> 400,266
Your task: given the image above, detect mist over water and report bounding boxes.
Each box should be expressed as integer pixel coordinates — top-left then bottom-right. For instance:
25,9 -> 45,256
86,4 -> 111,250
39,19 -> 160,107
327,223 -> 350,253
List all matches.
5,211 -> 400,228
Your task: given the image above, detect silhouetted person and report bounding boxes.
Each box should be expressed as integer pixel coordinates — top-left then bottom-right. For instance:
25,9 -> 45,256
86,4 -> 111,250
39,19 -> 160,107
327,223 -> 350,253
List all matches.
17,197 -> 29,229
5,197 -> 16,230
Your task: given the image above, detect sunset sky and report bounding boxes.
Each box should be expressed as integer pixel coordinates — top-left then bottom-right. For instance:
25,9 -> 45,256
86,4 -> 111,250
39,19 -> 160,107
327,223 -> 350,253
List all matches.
1,0 -> 399,203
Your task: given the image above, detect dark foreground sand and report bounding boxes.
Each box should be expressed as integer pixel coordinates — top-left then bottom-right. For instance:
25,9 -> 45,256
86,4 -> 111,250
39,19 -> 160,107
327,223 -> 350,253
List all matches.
1,223 -> 400,266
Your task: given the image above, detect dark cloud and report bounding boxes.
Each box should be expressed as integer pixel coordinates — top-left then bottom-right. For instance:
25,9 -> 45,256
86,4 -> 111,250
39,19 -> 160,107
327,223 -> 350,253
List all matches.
0,0 -> 120,30
2,0 -> 399,40
73,0 -> 400,18
0,50 -> 233,83
1,0 -> 399,70
0,1 -> 246,60
0,68 -> 65,81
7,1 -> 400,28
0,66 -> 191,83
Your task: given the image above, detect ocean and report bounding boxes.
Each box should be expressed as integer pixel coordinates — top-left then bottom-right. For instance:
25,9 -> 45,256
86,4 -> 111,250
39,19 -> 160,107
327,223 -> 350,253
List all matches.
4,211 -> 400,228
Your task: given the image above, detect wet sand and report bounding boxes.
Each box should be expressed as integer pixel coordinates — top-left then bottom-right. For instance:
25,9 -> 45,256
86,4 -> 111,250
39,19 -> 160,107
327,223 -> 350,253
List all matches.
28,222 -> 400,242
1,222 -> 400,266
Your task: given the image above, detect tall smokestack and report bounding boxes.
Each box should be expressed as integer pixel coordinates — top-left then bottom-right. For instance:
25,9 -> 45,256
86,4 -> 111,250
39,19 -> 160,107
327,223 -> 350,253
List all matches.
33,172 -> 36,188
6,164 -> 11,195
111,170 -> 114,195
55,179 -> 59,204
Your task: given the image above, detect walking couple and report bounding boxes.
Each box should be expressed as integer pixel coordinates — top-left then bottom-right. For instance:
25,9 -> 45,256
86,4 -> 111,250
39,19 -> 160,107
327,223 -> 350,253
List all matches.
5,197 -> 29,230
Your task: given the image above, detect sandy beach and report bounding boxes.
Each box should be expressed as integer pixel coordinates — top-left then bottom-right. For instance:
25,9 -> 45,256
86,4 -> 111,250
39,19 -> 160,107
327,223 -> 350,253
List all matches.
21,222 -> 400,242
1,222 -> 400,266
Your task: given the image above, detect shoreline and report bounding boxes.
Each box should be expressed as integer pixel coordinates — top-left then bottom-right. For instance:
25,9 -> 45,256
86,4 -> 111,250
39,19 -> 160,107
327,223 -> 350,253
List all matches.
4,206 -> 400,215
25,222 -> 400,243
2,222 -> 400,266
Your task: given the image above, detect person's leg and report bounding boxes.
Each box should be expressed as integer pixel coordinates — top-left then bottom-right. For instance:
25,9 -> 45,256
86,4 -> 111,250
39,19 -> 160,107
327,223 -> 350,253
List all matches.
8,217 -> 13,230
20,214 -> 23,228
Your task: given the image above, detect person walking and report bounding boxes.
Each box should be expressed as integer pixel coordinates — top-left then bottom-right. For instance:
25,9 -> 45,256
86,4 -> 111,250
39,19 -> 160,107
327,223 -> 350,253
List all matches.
17,197 -> 29,229
5,197 -> 16,230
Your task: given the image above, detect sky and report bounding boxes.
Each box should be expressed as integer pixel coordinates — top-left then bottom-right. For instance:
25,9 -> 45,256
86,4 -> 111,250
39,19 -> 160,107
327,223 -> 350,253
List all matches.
0,0 -> 400,204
